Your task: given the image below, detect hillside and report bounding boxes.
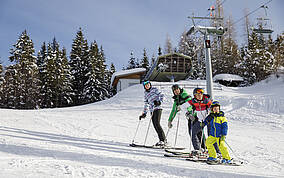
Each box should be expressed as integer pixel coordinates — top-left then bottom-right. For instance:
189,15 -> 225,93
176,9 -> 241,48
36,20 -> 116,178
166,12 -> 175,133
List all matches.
0,76 -> 283,177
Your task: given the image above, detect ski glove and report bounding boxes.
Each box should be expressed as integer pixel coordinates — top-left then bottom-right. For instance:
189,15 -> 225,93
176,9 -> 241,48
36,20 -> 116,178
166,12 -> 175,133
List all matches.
168,120 -> 173,128
154,100 -> 161,106
186,112 -> 195,122
220,135 -> 226,141
139,113 -> 146,120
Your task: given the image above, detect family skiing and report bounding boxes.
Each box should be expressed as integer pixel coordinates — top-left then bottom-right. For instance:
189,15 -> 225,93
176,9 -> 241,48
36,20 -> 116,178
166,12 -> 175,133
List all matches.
130,80 -> 241,166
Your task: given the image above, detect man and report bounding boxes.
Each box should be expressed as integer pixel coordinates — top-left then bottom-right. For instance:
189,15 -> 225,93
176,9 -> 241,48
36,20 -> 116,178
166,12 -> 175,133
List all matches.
168,84 -> 195,139
139,81 -> 166,146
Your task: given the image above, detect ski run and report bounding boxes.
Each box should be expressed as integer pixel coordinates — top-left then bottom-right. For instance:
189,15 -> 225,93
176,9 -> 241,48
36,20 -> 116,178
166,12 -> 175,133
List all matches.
0,75 -> 283,177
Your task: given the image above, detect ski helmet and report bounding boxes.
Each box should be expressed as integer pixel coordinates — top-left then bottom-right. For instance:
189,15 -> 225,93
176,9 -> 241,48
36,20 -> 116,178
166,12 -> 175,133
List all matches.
142,80 -> 151,90
211,101 -> 221,108
193,88 -> 204,95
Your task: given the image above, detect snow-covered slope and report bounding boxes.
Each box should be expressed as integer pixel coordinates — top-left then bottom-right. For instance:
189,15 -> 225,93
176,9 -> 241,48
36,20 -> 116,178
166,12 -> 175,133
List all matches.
0,76 -> 283,177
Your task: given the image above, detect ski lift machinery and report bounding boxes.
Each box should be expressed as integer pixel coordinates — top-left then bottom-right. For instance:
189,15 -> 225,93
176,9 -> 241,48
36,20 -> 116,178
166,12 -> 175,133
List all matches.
186,15 -> 225,99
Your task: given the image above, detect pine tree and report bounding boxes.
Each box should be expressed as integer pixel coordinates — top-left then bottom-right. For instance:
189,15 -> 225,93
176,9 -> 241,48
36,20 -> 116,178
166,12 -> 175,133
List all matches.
37,42 -> 48,108
98,46 -> 110,99
84,41 -> 100,103
59,48 -> 74,106
109,63 -> 116,95
158,45 -> 162,56
127,51 -> 136,69
164,34 -> 173,54
0,63 -> 4,107
140,48 -> 149,70
69,28 -> 89,105
9,30 -> 40,109
150,54 -> 156,67
178,30 -> 198,78
239,31 -> 275,85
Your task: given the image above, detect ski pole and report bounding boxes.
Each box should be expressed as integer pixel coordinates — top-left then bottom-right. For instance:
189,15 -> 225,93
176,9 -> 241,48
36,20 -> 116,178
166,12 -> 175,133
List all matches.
200,125 -> 206,151
225,140 -> 243,161
143,114 -> 152,146
165,127 -> 170,140
189,120 -> 193,151
131,120 -> 141,144
174,111 -> 181,148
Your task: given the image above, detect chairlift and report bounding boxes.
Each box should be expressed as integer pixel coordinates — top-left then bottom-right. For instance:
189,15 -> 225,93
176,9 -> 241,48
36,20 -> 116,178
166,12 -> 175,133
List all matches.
252,5 -> 273,34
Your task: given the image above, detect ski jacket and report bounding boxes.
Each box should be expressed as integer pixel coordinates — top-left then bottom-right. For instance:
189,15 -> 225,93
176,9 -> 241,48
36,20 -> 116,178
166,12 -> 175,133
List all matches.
168,89 -> 192,122
143,87 -> 164,115
204,111 -> 228,137
188,94 -> 212,122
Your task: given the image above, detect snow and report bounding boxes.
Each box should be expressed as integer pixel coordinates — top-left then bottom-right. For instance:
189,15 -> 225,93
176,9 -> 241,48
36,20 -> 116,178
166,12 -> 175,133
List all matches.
213,74 -> 244,82
110,68 -> 146,86
0,75 -> 283,177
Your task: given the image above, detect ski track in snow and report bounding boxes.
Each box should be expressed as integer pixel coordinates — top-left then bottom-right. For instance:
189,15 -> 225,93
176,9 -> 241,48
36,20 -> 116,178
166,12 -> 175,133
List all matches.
0,76 -> 283,177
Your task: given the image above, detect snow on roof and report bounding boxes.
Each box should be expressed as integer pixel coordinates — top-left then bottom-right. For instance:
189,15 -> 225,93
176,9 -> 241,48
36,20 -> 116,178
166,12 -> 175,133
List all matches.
111,68 -> 146,86
213,74 -> 244,82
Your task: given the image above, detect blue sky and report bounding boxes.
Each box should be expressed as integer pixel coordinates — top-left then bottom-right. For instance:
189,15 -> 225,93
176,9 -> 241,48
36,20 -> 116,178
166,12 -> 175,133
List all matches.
0,0 -> 283,70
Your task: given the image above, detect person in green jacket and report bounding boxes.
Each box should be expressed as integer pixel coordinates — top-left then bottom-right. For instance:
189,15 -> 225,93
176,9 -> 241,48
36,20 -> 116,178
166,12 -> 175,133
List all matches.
168,84 -> 196,137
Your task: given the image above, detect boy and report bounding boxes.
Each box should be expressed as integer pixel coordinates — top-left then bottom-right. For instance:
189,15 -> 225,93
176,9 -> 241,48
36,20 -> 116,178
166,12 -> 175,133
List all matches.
201,101 -> 231,164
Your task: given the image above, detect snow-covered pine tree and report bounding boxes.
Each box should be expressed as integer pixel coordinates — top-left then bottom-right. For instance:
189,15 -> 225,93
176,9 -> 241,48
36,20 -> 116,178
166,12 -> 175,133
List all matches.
150,54 -> 156,67
0,63 -> 4,107
9,30 -> 40,109
84,41 -> 101,103
44,43 -> 57,108
69,28 -> 89,105
59,47 -> 74,106
97,46 -> 110,100
2,65 -> 19,108
214,16 -> 240,75
109,63 -> 116,95
239,31 -> 274,85
37,42 -> 48,108
127,51 -> 136,69
269,33 -> 284,75
164,34 -> 173,54
140,48 -> 149,71
177,30 -> 198,79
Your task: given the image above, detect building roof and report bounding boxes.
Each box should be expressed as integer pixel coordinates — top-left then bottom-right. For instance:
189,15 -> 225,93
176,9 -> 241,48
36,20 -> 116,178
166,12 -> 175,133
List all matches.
111,68 -> 147,87
213,74 -> 244,82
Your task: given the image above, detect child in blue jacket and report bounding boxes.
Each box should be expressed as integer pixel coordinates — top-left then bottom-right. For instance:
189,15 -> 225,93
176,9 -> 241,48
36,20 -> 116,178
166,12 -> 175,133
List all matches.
201,101 -> 231,164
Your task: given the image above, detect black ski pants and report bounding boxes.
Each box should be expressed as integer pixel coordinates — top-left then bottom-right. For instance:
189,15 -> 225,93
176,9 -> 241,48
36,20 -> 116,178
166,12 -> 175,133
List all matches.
151,109 -> 166,142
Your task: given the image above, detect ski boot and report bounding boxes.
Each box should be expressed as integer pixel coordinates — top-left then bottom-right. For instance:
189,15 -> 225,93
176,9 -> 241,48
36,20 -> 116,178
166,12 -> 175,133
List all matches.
207,157 -> 219,165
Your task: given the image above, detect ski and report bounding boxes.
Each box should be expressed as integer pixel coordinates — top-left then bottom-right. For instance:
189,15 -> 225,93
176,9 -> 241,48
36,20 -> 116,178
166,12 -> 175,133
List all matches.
129,143 -> 185,150
186,157 -> 243,166
164,149 -> 192,155
164,153 -> 193,158
186,157 -> 208,163
207,159 -> 243,166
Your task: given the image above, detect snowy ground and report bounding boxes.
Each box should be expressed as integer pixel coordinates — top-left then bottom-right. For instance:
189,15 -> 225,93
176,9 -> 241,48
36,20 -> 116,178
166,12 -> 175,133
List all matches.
0,76 -> 283,178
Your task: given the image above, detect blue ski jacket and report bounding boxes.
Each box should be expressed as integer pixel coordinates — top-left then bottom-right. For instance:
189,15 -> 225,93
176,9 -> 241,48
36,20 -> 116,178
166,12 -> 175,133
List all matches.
204,111 -> 228,137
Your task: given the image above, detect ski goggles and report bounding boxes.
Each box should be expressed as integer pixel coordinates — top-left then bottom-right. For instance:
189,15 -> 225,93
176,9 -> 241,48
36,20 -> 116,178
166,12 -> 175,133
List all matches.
195,88 -> 204,94
143,81 -> 150,86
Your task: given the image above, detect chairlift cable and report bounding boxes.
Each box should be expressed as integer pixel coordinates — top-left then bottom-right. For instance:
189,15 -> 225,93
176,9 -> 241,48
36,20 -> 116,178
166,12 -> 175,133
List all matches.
231,0 -> 273,26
